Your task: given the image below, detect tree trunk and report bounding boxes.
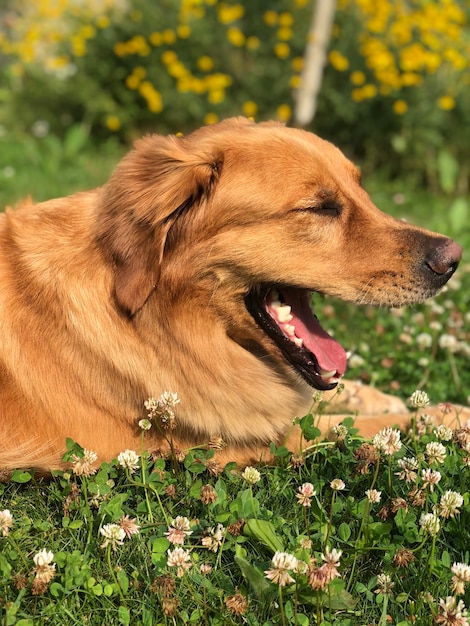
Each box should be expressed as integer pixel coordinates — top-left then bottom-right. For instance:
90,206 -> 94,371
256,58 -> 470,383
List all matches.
294,0 -> 337,127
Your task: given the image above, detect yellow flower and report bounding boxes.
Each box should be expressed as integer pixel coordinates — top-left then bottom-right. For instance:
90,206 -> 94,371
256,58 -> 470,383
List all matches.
279,12 -> 294,27
134,66 -> 146,79
80,25 -> 96,40
125,74 -> 140,90
139,82 -> 164,113
167,61 -> 188,79
350,70 -> 366,85
227,27 -> 245,47
263,10 -> 278,27
177,25 -> 191,39
208,89 -> 225,104
329,50 -> 349,71
161,50 -> 178,65
393,100 -> 408,115
274,42 -> 290,60
351,88 -> 365,102
292,57 -> 303,72
218,3 -> 244,25
277,27 -> 293,41
96,16 -> 110,29
189,78 -> 205,94
205,73 -> 232,90
444,48 -> 466,71
198,56 -> 214,72
72,36 -> 86,57
204,113 -> 219,125
114,42 -> 127,57
401,72 -> 421,87
276,104 -> 291,122
162,29 -> 176,45
289,75 -> 301,89
242,101 -> 258,117
246,36 -> 260,50
106,116 -> 121,132
149,32 -> 163,46
438,95 -> 455,111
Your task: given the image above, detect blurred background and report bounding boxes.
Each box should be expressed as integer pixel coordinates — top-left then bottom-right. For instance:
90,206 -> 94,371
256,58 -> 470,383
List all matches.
0,0 -> 468,402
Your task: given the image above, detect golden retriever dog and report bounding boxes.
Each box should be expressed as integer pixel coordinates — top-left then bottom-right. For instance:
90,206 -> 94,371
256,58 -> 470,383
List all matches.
0,117 -> 463,472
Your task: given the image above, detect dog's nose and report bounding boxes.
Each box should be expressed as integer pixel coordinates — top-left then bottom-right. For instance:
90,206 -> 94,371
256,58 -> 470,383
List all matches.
425,239 -> 462,277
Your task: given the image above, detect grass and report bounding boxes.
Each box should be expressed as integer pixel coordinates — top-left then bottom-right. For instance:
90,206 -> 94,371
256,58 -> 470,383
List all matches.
2,401 -> 470,625
0,129 -> 469,625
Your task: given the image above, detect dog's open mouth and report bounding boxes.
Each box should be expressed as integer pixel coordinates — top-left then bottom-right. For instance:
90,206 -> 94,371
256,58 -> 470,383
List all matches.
244,286 -> 347,390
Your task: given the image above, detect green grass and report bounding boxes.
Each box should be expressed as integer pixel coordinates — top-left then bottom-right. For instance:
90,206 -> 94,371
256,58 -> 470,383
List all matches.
0,126 -> 124,208
0,131 -> 469,625
2,406 -> 470,625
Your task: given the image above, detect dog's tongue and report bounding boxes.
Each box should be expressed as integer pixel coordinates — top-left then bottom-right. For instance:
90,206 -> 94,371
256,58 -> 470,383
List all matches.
278,288 -> 347,377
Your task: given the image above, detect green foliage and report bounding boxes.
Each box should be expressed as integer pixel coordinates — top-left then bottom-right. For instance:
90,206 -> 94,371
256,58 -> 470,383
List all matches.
2,404 -> 470,624
1,0 -> 469,183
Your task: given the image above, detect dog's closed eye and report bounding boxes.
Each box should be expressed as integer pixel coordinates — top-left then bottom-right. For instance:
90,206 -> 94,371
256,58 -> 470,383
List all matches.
294,199 -> 343,218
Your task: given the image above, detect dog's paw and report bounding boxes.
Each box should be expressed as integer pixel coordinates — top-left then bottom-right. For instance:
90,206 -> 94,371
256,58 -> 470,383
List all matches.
324,380 -> 408,415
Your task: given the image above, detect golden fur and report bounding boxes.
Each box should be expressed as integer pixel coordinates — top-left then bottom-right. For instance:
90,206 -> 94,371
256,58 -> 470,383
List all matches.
0,118 -> 463,472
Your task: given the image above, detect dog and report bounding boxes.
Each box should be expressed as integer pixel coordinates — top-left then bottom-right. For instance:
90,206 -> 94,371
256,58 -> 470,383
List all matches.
0,117 -> 463,472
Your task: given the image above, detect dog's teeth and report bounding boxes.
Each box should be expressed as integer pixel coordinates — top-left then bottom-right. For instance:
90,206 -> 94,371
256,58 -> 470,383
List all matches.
284,324 -> 296,337
320,368 -> 337,379
277,305 -> 292,323
271,289 -> 280,301
293,337 -> 303,347
271,299 -> 282,309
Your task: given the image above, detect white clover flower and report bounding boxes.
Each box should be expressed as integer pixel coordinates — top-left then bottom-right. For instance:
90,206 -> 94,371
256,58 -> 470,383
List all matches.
451,563 -> 470,595
408,390 -> 430,408
365,489 -> 382,503
415,332 -> 433,350
100,523 -> 126,550
167,546 -> 192,577
265,551 -> 298,586
165,516 -> 193,545
373,427 -> 402,455
296,482 -> 315,507
419,512 -> 440,536
0,509 -> 13,537
421,468 -> 442,492
333,424 -> 348,438
438,334 -> 459,353
375,573 -> 394,595
434,424 -> 453,441
201,523 -> 225,552
396,456 -> 419,482
145,391 -> 180,429
437,596 -> 469,625
241,466 -> 261,485
322,547 -> 342,568
425,441 -> 447,465
71,448 -> 98,476
436,490 -> 463,519
33,549 -> 54,568
119,515 -> 140,538
348,354 -> 365,368
33,549 -> 56,583
330,478 -> 345,491
138,418 -> 152,431
117,449 -> 140,472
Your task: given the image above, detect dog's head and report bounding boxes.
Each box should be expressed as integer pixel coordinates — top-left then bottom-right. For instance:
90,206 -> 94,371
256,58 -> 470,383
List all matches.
98,117 -> 461,391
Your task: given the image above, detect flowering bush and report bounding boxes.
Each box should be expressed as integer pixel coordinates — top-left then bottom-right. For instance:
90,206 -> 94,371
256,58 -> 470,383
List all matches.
0,0 -> 469,184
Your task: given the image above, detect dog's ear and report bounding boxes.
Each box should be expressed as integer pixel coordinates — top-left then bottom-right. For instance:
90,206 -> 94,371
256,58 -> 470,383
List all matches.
98,134 -> 222,316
